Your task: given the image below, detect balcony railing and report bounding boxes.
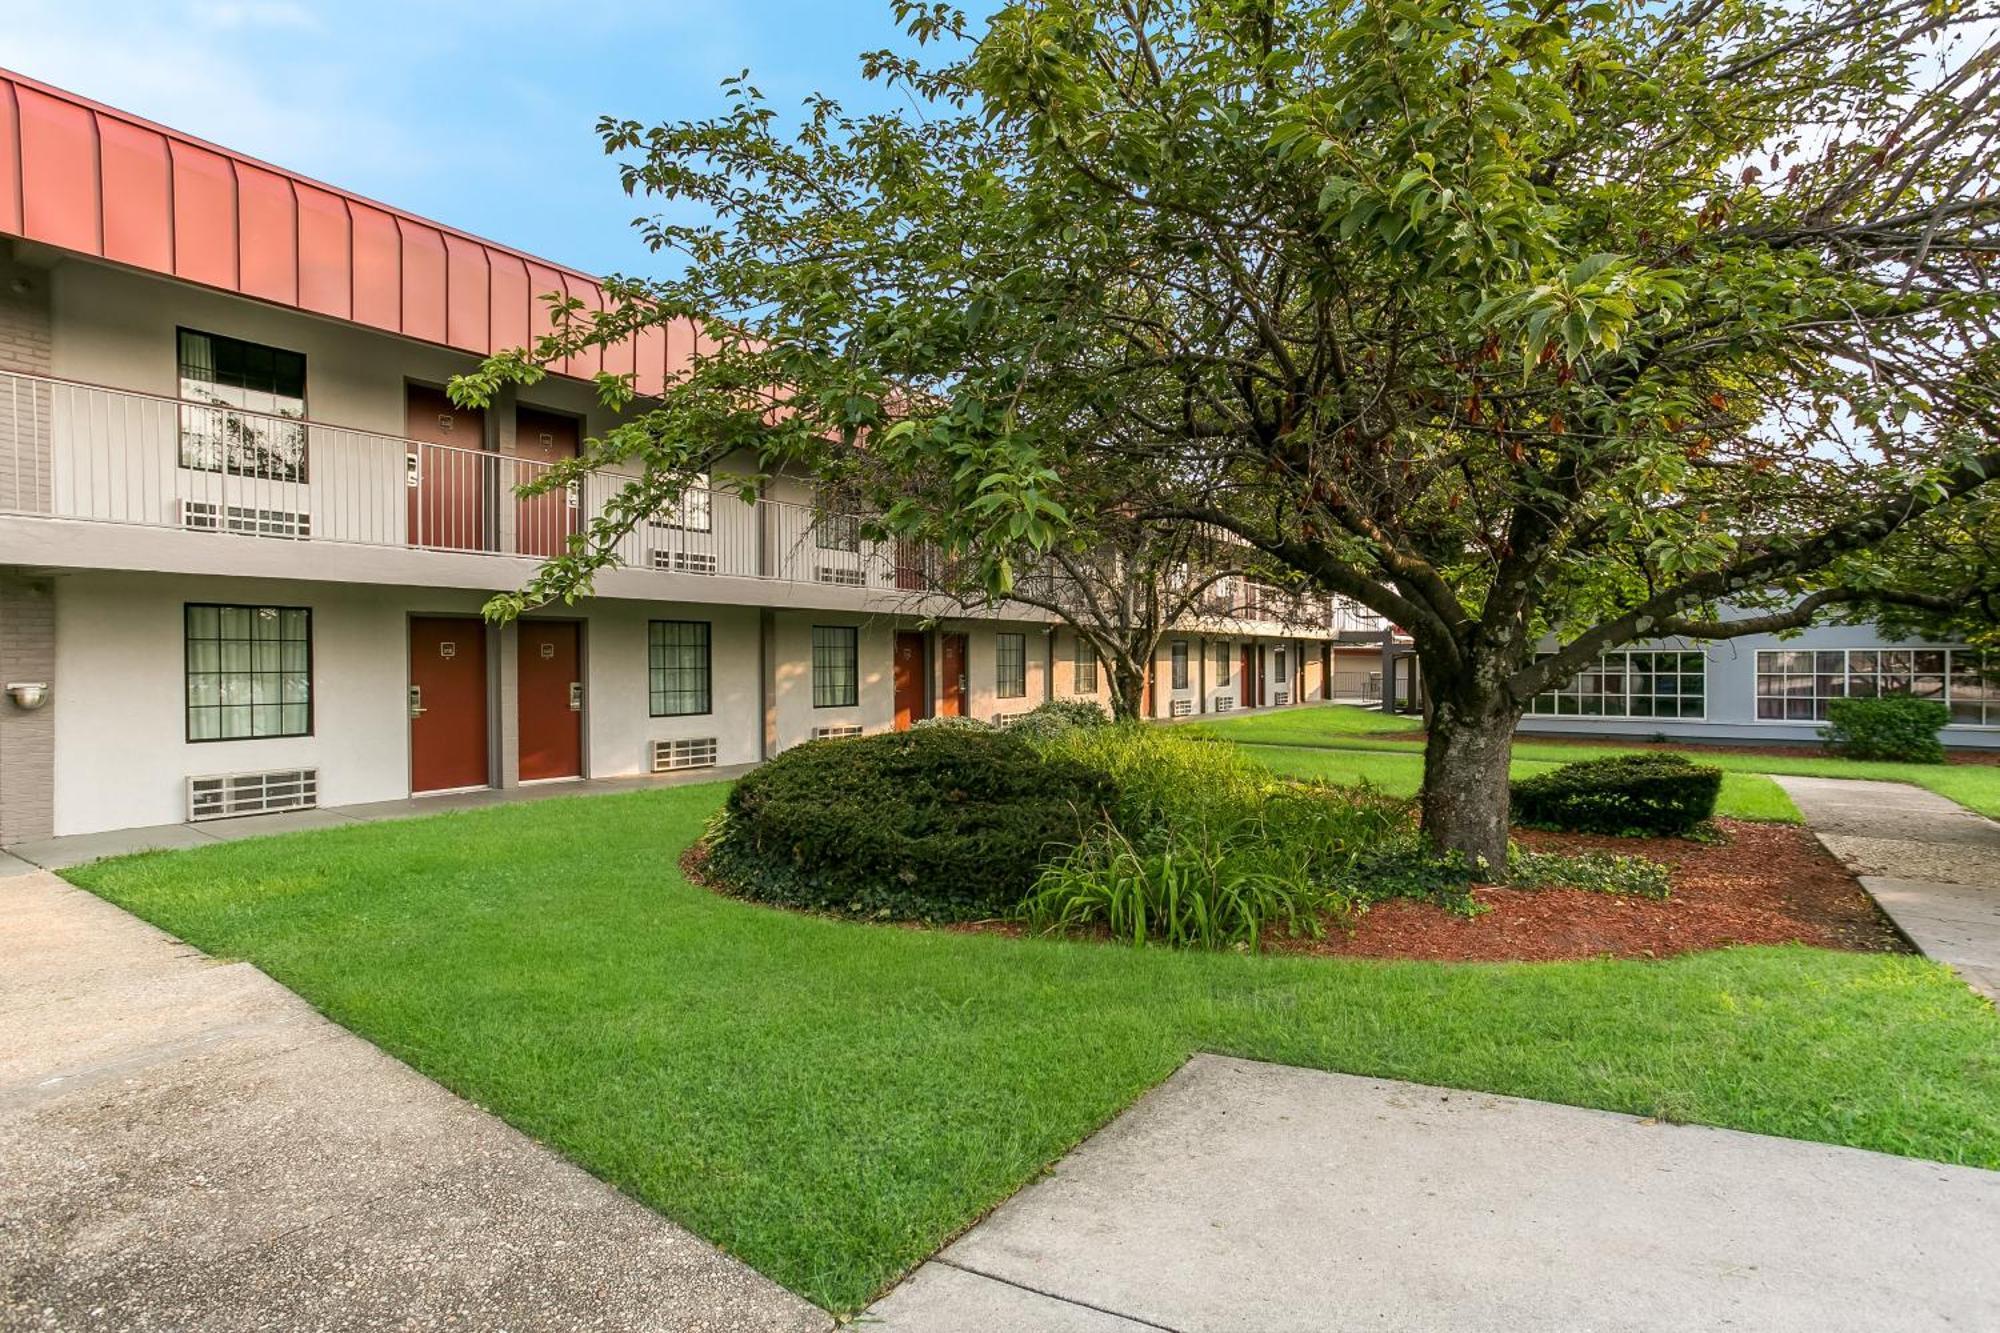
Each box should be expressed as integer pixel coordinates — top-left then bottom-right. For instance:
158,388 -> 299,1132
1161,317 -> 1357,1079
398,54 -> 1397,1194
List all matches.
0,367 -> 951,593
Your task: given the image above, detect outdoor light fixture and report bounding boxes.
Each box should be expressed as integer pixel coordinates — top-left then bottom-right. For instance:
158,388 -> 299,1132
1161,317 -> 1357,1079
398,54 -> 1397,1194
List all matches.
5,682 -> 49,711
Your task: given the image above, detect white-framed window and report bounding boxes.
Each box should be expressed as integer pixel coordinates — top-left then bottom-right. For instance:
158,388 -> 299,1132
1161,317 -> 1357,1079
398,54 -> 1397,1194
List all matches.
1755,647 -> 1993,724
177,328 -> 308,481
1274,646 -> 1288,684
1073,639 -> 1098,694
996,633 -> 1027,698
1530,650 -> 1706,719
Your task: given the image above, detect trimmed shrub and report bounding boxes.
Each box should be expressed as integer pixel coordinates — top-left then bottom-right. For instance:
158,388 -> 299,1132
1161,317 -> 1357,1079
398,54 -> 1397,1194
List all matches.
910,714 -> 991,731
1001,697 -> 1113,740
1822,696 -> 1949,763
703,728 -> 1114,921
1508,753 -> 1721,837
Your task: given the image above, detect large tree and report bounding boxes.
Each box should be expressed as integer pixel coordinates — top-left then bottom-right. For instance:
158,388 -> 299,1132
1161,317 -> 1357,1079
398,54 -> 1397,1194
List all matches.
457,0 -> 2000,868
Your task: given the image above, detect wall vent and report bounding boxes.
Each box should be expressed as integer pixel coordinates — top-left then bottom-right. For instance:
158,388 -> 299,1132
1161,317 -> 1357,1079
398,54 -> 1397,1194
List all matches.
813,723 -> 864,740
182,500 -> 312,540
1272,690 -> 1290,707
815,565 -> 866,587
992,712 -> 1029,727
651,549 -> 718,575
1170,698 -> 1193,717
651,737 -> 718,772
1212,696 -> 1234,712
187,768 -> 318,822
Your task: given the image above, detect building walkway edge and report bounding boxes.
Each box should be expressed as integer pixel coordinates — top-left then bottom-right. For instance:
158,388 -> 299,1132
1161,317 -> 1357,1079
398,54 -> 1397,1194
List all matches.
0,868 -> 830,1333
1772,774 -> 2000,1002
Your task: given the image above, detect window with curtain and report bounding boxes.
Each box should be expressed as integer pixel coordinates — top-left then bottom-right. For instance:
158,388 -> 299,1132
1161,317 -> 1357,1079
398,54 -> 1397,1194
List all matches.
1753,647 -> 1991,722
1072,639 -> 1098,693
1215,641 -> 1232,685
1171,641 -> 1190,690
177,328 -> 308,481
996,633 -> 1027,698
185,604 -> 311,741
812,626 -> 859,707
648,621 -> 711,716
1274,647 -> 1288,683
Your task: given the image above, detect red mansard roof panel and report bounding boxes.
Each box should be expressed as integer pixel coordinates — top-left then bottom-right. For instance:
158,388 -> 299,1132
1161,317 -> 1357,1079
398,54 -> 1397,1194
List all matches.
0,68 -> 692,387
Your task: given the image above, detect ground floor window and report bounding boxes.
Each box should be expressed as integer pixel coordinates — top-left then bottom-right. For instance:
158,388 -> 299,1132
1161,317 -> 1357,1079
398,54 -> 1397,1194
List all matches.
996,632 -> 1027,698
1274,646 -> 1288,684
811,626 -> 859,707
185,604 -> 311,740
1215,641 -> 1232,686
1072,639 -> 1098,694
1171,640 -> 1190,690
1529,649 -> 1706,719
1755,647 -> 1994,724
648,620 -> 711,716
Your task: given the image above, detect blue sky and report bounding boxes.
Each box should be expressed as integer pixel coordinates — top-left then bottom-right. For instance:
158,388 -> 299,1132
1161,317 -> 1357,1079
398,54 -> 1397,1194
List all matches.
8,0 -> 957,277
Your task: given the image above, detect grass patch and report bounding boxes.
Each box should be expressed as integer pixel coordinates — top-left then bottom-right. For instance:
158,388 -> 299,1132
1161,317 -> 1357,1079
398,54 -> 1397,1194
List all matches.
67,784 -> 2000,1312
1242,744 -> 1801,823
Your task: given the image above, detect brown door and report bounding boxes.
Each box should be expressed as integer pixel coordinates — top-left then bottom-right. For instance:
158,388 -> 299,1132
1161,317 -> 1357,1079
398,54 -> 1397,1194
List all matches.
510,407 -> 580,558
893,631 -> 927,730
938,633 -> 969,716
1141,666 -> 1154,718
409,616 -> 489,793
1321,643 -> 1334,700
518,620 -> 582,781
1240,646 -> 1256,709
406,385 -> 489,551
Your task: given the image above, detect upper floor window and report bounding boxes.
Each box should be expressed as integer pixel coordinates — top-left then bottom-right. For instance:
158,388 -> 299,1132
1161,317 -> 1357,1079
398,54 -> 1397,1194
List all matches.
186,604 -> 311,741
996,633 -> 1027,698
1171,640 -> 1190,690
178,329 -> 308,482
654,472 -> 713,533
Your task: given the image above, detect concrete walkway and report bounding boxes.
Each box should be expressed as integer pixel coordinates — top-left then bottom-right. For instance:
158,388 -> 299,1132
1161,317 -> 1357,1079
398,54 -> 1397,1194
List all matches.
1774,775 -> 2000,1002
0,764 -> 756,873
1,869 -> 828,1333
866,1055 -> 2000,1332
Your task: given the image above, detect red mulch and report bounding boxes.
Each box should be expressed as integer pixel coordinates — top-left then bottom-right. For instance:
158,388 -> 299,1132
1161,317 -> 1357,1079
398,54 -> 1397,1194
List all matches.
1270,820 -> 1909,963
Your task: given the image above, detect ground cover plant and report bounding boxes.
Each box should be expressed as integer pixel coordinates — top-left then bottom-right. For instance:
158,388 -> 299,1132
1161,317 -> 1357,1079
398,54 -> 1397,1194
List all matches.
67,784 -> 2000,1314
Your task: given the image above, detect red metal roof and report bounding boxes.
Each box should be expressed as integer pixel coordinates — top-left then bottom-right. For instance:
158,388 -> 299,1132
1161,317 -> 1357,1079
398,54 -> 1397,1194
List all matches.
0,67 -> 697,393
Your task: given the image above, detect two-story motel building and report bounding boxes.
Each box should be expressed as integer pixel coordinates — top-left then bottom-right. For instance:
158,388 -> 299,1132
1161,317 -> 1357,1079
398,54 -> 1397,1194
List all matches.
0,70 -> 1378,845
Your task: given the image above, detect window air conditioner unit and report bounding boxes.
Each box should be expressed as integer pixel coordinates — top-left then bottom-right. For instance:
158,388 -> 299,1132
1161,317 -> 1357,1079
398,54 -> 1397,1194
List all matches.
651,737 -> 718,772
813,723 -> 864,740
182,500 -> 311,540
187,768 -> 318,821
1171,698 -> 1193,717
652,549 -> 718,575
815,566 -> 866,587
1212,696 -> 1234,712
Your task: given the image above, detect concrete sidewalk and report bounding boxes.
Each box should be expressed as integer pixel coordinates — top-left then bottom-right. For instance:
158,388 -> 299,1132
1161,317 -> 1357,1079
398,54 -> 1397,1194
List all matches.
0,764 -> 755,872
1,869 -> 828,1333
866,1055 -> 2000,1332
1774,775 -> 2000,1001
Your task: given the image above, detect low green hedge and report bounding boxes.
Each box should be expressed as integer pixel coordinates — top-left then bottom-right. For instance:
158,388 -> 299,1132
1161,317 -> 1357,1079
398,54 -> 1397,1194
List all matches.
1822,696 -> 1949,763
703,727 -> 1116,921
1509,753 -> 1722,837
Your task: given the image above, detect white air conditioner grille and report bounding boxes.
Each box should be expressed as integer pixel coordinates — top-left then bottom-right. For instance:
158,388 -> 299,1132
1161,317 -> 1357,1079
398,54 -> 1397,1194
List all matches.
1171,698 -> 1193,717
187,768 -> 318,822
813,723 -> 864,740
651,737 -> 718,772
182,500 -> 311,539
993,712 -> 1030,727
815,565 -> 866,587
1273,690 -> 1290,706
1212,696 -> 1234,712
651,549 -> 718,574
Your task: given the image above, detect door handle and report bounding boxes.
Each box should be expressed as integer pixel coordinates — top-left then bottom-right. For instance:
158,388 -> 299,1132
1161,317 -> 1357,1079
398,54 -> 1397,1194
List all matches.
569,682 -> 583,711
408,685 -> 425,717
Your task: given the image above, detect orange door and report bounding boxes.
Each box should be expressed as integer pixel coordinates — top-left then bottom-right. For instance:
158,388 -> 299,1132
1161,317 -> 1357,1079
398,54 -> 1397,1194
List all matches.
510,407 -> 580,558
406,385 -> 489,551
518,620 -> 582,781
1141,666 -> 1154,718
410,617 -> 489,793
939,633 -> 969,716
893,632 -> 927,730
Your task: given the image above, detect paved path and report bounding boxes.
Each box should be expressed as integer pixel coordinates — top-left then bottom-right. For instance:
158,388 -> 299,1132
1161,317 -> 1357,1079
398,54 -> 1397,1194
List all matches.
865,1054 -> 2000,1332
1774,775 -> 2000,1002
1,869 -> 828,1333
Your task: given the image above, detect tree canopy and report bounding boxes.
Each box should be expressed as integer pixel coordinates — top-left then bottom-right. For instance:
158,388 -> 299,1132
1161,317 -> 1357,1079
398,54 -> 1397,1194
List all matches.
454,0 -> 2000,863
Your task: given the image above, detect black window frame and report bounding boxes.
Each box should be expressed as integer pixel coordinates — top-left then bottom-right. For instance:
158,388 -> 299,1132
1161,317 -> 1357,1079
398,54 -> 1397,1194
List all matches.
996,632 -> 1028,699
176,327 -> 310,482
1171,640 -> 1190,690
648,619 -> 713,717
184,602 -> 313,743
1215,640 -> 1232,686
812,625 -> 860,708
1072,638 -> 1098,694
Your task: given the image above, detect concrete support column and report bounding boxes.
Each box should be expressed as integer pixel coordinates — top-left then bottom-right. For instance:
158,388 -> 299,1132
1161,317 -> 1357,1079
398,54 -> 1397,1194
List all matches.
0,244 -> 54,517
759,609 -> 778,758
494,620 -> 520,788
0,574 -> 56,842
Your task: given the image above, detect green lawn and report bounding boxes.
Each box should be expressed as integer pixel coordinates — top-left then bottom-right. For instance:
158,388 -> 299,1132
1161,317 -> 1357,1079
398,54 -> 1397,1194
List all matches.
1246,744 -> 1802,823
67,784 -> 2000,1313
1196,705 -> 2000,818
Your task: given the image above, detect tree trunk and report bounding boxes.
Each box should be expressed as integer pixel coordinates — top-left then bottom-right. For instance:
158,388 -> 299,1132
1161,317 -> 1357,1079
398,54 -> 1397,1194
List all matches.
1418,684 -> 1521,874
1108,664 -> 1146,721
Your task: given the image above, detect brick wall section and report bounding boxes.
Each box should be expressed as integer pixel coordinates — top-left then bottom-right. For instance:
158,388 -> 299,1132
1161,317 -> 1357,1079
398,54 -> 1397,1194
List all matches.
0,247 -> 54,514
0,575 -> 57,842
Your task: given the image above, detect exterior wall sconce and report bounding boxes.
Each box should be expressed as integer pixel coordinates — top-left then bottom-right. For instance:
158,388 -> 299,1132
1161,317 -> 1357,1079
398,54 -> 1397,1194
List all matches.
5,682 -> 49,711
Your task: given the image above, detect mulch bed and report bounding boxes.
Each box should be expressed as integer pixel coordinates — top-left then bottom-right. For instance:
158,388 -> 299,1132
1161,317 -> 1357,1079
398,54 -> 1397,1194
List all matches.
1271,819 -> 1909,963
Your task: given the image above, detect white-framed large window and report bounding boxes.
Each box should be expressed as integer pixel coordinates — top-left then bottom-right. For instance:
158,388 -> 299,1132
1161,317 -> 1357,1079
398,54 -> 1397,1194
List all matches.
1755,647 -> 1995,724
1529,649 -> 1707,719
